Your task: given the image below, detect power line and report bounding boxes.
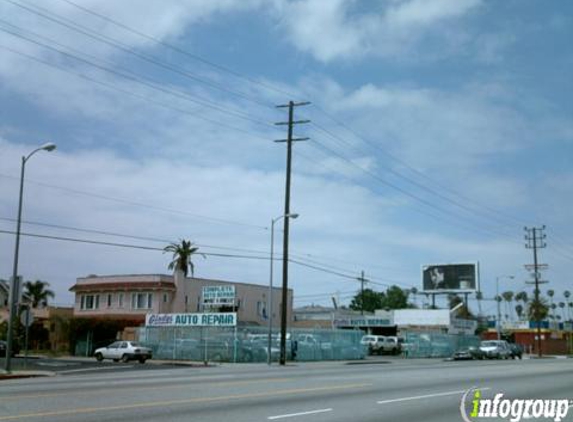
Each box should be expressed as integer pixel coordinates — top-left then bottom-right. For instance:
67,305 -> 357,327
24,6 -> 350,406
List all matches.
0,172 -> 267,230
308,104 -> 533,228
0,24 -> 273,128
0,229 -> 412,286
3,0 -> 277,109
308,137 -> 522,243
56,0 -> 296,100
308,121 -> 519,233
0,44 -> 274,144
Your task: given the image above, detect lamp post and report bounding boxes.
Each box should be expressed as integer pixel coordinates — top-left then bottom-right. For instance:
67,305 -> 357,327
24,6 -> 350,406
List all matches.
496,275 -> 514,341
5,142 -> 56,373
268,213 -> 298,365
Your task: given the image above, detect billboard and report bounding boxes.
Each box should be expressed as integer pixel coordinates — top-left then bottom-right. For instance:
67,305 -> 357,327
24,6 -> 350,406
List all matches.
421,263 -> 479,293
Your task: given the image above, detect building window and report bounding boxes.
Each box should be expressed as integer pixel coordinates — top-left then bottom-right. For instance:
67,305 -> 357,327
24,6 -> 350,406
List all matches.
163,293 -> 168,303
107,294 -> 112,308
131,293 -> 153,310
118,293 -> 124,308
81,294 -> 99,310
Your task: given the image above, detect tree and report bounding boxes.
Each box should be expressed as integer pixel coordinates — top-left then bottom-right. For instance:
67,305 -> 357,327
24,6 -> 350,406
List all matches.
164,239 -> 203,277
528,297 -> 549,322
515,291 -> 528,304
547,289 -> 555,317
349,288 -> 383,313
558,302 -> 566,321
515,304 -> 524,320
23,280 -> 55,308
409,287 -> 418,308
501,291 -> 514,320
381,286 -> 410,310
448,294 -> 474,319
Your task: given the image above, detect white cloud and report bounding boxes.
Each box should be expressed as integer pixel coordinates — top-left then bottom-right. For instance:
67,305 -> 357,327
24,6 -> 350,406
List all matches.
274,0 -> 482,62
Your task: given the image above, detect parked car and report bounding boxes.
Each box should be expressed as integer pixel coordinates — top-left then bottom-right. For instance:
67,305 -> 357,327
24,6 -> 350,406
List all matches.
508,343 -> 523,359
383,336 -> 402,355
453,346 -> 485,360
479,340 -> 511,359
94,341 -> 152,363
0,340 -> 20,357
360,335 -> 385,355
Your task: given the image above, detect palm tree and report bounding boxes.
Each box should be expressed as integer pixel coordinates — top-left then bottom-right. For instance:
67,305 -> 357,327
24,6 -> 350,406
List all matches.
23,280 -> 55,308
564,291 -> 571,321
164,239 -> 203,277
558,302 -> 566,321
515,304 -> 524,320
547,289 -> 555,318
528,297 -> 549,322
515,291 -> 528,305
569,302 -> 573,322
501,291 -> 514,320
550,303 -> 557,321
409,287 -> 418,308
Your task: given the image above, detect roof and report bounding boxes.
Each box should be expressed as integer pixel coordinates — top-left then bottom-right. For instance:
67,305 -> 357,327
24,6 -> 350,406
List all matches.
70,274 -> 292,293
70,281 -> 176,292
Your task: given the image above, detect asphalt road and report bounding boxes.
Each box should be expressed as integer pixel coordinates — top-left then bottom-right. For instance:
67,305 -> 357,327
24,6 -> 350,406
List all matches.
0,358 -> 572,422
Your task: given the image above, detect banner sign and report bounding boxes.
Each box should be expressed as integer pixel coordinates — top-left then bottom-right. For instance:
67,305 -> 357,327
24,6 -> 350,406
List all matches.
146,313 -> 237,327
333,317 -> 392,328
421,262 -> 479,293
202,285 -> 236,306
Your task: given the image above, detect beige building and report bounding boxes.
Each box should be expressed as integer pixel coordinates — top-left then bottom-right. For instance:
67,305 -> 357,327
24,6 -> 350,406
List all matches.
69,273 -> 293,326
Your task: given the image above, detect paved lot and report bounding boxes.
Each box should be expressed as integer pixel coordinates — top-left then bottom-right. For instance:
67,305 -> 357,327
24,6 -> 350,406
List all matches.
0,357 -> 571,421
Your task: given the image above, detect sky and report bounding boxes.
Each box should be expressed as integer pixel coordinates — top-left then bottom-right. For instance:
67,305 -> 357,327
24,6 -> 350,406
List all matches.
0,0 -> 572,316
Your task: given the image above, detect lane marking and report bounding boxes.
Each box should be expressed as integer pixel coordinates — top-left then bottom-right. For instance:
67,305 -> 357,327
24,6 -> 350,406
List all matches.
0,377 -> 291,401
268,408 -> 333,420
0,382 -> 371,420
377,388 -> 491,405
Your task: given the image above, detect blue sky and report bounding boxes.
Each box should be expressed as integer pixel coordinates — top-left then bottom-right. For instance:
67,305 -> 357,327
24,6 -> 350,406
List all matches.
0,0 -> 572,316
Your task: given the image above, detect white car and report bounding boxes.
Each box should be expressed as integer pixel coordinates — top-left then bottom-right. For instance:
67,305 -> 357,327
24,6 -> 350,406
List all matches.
479,340 -> 511,359
94,341 -> 152,363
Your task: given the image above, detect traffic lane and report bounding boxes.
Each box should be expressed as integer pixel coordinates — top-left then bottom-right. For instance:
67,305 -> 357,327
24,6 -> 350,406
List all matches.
1,360 -> 570,422
0,363 -> 571,421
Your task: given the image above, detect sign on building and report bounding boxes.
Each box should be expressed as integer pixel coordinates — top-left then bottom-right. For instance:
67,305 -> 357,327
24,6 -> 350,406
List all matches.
202,285 -> 236,306
146,312 -> 237,327
332,316 -> 393,328
421,262 -> 479,293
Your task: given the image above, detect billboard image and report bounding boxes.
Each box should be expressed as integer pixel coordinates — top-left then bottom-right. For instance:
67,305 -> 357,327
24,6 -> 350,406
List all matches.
422,263 -> 479,293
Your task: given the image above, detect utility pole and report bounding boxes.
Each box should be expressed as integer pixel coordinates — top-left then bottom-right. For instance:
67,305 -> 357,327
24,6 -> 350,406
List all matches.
525,226 -> 547,358
275,100 -> 310,366
357,271 -> 368,315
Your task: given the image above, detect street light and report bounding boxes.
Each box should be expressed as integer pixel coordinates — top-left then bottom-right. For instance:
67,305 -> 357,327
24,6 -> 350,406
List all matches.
5,142 -> 56,372
268,213 -> 298,365
496,275 -> 514,340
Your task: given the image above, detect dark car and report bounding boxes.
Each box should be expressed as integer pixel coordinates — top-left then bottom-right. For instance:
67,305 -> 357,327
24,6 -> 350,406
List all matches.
508,343 -> 523,359
453,346 -> 485,360
0,340 -> 20,357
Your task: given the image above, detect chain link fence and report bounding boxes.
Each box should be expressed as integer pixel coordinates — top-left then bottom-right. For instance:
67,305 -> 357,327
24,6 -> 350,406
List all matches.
401,332 -> 480,358
137,326 -> 367,363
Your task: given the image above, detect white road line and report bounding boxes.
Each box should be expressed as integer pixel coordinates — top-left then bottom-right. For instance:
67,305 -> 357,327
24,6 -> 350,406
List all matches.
58,365 -> 133,374
268,408 -> 333,420
377,388 -> 491,405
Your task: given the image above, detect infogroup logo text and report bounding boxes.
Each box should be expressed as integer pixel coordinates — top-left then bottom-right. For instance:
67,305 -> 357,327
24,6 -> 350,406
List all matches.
460,388 -> 571,422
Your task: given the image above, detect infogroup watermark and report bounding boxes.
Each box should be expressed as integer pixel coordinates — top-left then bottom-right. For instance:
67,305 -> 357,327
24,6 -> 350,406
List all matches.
460,388 -> 572,422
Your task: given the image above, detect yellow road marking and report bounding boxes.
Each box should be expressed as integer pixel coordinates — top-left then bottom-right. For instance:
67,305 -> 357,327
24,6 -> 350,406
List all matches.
0,378 -> 291,402
0,382 -> 372,421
